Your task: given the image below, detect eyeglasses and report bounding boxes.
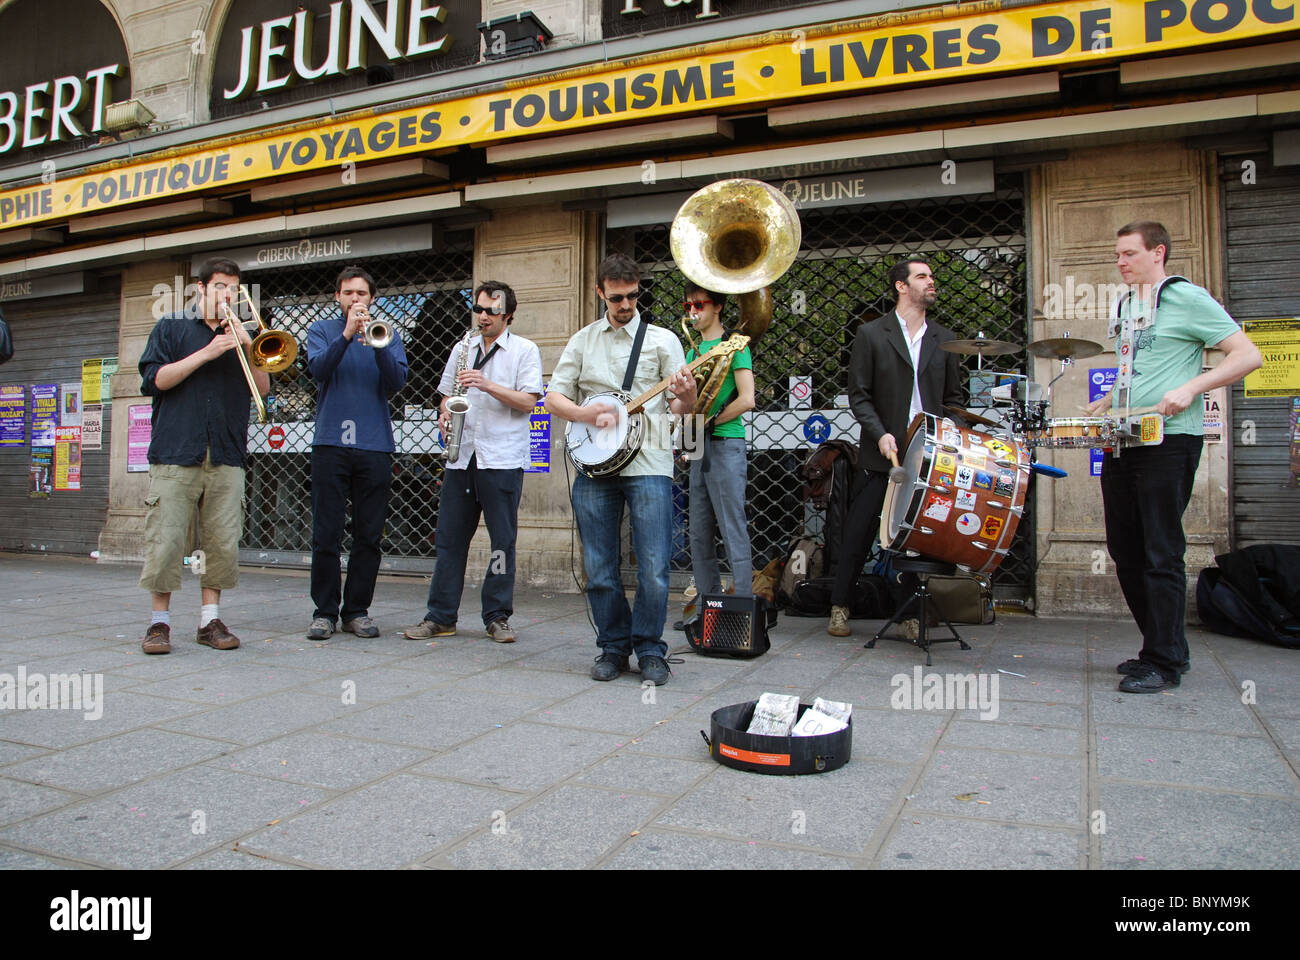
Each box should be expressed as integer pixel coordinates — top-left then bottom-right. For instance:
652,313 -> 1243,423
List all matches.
603,292 -> 639,304
471,304 -> 503,315
683,299 -> 713,311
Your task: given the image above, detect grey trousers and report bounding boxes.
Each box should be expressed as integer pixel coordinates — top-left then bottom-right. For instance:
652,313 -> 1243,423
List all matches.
688,436 -> 752,596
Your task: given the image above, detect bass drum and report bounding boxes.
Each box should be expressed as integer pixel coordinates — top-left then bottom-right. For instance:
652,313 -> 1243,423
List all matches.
880,413 -> 1029,576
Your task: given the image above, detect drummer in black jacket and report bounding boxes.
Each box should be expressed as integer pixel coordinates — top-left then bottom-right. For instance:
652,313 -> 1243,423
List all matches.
828,258 -> 964,636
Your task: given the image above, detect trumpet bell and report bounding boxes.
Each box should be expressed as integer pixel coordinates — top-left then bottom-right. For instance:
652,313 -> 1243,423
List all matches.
249,330 -> 298,373
365,319 -> 393,350
670,178 -> 801,295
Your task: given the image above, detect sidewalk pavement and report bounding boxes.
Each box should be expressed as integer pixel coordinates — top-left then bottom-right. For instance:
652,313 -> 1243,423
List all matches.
0,552 -> 1296,870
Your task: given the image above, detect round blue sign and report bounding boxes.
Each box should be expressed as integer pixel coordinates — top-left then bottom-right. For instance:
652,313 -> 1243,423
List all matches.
803,414 -> 832,444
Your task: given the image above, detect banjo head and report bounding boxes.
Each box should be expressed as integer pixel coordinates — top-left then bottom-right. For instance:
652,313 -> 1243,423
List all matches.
565,392 -> 641,477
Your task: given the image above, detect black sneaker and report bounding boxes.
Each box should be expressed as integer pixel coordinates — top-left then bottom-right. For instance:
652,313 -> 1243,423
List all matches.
1117,658 -> 1190,676
638,655 -> 671,686
591,653 -> 629,682
1117,667 -> 1180,693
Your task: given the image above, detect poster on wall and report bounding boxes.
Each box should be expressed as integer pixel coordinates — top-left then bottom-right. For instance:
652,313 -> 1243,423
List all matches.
54,426 -> 81,491
127,403 -> 152,472
61,382 -> 82,427
82,404 -> 103,450
1290,397 -> 1300,489
0,385 -> 25,446
1243,318 -> 1300,398
101,358 -> 118,402
31,383 -> 59,445
29,446 -> 52,498
1089,368 -> 1117,477
528,387 -> 550,475
82,359 -> 103,404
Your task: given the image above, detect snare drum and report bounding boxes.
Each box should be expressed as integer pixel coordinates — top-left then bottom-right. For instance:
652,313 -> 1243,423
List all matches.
879,413 -> 1030,576
1026,417 -> 1115,448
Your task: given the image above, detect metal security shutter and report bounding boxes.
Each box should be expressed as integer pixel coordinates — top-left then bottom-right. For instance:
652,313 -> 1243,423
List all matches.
237,230 -> 475,571
1222,154 -> 1300,546
607,172 -> 1033,599
0,284 -> 121,555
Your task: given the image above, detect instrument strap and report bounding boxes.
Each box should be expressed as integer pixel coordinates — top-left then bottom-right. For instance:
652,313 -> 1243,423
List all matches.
621,316 -> 649,392
474,341 -> 500,371
1111,276 -> 1187,416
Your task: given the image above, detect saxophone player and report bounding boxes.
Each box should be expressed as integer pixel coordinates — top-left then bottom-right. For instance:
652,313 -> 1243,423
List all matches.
405,281 -> 542,643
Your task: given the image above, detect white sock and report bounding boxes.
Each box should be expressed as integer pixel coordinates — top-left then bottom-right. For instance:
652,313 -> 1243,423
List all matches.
200,604 -> 219,627
151,610 -> 170,626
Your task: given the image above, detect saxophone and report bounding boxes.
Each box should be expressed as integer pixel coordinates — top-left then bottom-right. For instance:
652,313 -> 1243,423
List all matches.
443,328 -> 474,463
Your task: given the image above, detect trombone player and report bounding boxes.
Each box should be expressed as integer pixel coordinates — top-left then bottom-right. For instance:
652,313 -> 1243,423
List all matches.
137,257 -> 267,655
306,266 -> 409,640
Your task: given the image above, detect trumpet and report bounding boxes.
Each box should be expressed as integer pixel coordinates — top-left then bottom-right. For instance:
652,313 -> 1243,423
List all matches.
218,284 -> 299,424
355,310 -> 393,349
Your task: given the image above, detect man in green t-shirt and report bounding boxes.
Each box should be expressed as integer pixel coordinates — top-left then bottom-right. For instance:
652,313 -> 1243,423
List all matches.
682,284 -> 755,614
1086,220 -> 1262,693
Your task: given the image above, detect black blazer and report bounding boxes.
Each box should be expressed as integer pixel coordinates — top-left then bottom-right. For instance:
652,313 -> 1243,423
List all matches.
847,313 -> 964,474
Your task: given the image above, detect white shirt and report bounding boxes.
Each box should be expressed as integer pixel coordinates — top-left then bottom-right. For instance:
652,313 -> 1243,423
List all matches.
438,329 -> 543,470
897,311 -> 927,423
548,311 -> 686,477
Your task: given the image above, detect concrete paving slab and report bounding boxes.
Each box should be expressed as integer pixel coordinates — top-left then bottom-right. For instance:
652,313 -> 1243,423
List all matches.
178,847 -> 305,869
0,741 -> 50,767
159,690 -> 356,746
0,691 -> 205,748
215,732 -> 430,790
125,662 -> 327,705
529,684 -> 704,735
1090,684 -> 1262,735
941,717 -> 1083,756
656,758 -> 913,854
320,686 -> 549,750
575,752 -> 713,796
300,665 -> 446,702
240,773 -> 517,868
410,721 -> 623,792
877,815 -> 1083,868
0,847 -> 78,868
442,784 -> 664,869
600,828 -> 858,869
0,766 -> 331,869
908,749 -> 1083,825
0,777 -> 83,826
1096,726 -> 1297,795
1098,782 -> 1300,869
3,728 -> 231,794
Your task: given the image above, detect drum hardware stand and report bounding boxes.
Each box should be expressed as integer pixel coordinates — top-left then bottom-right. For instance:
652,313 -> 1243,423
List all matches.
867,556 -> 970,667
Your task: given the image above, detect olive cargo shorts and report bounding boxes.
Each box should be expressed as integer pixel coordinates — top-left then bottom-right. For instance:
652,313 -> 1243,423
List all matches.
139,456 -> 245,595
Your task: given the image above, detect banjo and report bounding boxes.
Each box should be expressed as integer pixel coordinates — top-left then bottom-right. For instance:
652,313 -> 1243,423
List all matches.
565,333 -> 750,479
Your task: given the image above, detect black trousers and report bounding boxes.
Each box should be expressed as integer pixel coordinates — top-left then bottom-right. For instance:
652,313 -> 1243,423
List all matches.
310,445 -> 393,624
1101,434 -> 1202,681
831,469 -> 889,608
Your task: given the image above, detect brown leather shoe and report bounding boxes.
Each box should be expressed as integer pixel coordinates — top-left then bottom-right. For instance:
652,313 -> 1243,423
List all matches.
141,622 -> 171,655
196,618 -> 240,650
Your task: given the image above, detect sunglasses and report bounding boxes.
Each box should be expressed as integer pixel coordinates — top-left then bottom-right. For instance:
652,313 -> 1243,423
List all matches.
471,304 -> 503,315
683,299 -> 713,311
603,292 -> 639,304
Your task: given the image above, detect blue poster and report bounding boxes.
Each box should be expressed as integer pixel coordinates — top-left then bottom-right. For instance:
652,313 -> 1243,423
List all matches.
0,385 -> 25,446
31,383 -> 59,446
1088,368 -> 1117,478
527,385 -> 550,474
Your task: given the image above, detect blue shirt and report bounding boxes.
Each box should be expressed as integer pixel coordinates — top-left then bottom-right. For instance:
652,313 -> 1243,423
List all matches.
307,310 -> 409,452
138,308 -> 253,467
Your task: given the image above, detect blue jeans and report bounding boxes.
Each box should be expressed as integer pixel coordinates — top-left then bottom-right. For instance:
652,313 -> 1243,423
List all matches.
1101,434 -> 1202,681
689,436 -> 752,595
426,456 -> 523,627
571,472 -> 671,659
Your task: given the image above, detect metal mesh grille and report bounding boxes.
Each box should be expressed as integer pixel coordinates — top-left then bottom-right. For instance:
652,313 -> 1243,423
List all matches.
238,231 -> 475,565
609,173 -> 1034,598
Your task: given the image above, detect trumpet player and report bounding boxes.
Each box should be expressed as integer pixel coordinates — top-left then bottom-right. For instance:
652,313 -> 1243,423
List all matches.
137,257 -> 267,655
306,266 -> 409,641
405,281 -> 542,643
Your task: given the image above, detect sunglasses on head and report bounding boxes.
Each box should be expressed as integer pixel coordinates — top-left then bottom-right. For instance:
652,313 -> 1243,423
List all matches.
603,292 -> 639,304
683,299 -> 713,311
471,304 -> 503,315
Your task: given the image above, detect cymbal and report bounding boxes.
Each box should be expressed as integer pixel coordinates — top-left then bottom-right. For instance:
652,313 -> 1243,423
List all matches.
1027,337 -> 1103,360
944,405 -> 1003,428
941,338 -> 1021,356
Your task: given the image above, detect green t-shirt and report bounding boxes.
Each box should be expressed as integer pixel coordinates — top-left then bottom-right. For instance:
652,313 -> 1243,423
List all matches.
686,337 -> 753,438
1114,280 -> 1240,435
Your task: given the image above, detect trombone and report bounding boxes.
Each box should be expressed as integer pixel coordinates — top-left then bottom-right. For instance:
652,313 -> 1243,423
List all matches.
218,284 -> 299,424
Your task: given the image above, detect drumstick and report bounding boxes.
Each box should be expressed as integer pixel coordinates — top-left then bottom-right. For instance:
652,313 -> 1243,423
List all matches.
1078,403 -> 1160,418
888,450 -> 905,485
